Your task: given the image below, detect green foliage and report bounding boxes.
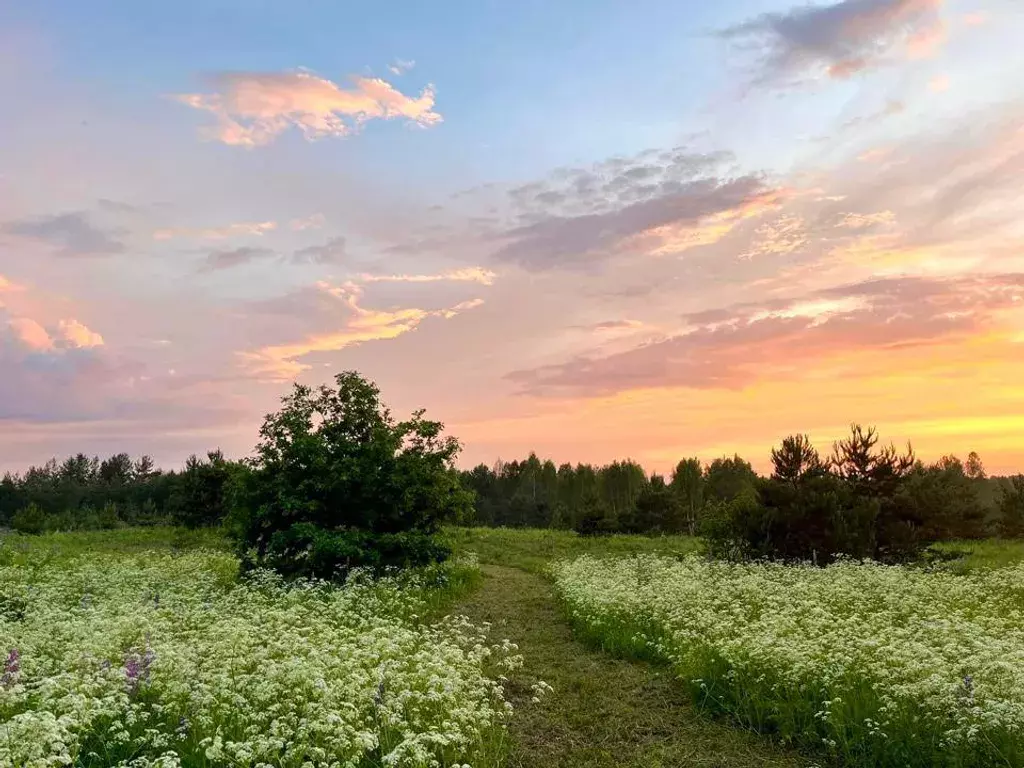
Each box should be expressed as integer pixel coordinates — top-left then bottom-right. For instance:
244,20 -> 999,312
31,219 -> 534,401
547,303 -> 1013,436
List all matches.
704,455 -> 758,503
11,502 -> 47,535
446,526 -> 701,574
669,458 -> 705,534
233,371 -> 471,579
702,427 -> 991,564
770,434 -> 824,482
254,523 -> 452,580
1000,475 -> 1024,538
572,490 -> 615,536
0,450 -> 233,533
620,474 -> 681,533
169,450 -> 238,529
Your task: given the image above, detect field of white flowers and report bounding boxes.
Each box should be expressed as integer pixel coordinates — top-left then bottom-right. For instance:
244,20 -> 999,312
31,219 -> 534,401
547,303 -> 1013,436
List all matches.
553,554 -> 1024,767
0,539 -> 519,768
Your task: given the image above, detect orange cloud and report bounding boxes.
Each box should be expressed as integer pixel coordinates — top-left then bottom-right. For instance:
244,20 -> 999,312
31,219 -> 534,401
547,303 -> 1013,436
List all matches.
634,187 -> 790,257
508,273 -> 1024,399
7,317 -> 53,351
0,274 -> 24,293
836,211 -> 896,229
740,214 -> 807,259
174,70 -> 442,147
240,281 -> 483,379
57,318 -> 104,348
929,74 -> 951,92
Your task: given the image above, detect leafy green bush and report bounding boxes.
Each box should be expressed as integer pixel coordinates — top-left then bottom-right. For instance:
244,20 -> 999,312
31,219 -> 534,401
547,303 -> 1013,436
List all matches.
251,523 -> 453,580
233,371 -> 472,579
699,427 -> 981,564
11,502 -> 47,534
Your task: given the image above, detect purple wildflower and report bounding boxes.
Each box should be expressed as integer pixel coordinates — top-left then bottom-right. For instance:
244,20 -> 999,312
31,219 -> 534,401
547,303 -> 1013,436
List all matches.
1,648 -> 19,688
124,639 -> 156,696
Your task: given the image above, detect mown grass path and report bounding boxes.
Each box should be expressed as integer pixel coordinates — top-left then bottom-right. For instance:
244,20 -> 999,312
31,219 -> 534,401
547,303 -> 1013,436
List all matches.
456,563 -> 813,768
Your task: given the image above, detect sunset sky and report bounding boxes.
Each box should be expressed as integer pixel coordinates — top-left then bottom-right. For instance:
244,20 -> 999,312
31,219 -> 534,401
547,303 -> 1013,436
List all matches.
2,0 -> 1023,475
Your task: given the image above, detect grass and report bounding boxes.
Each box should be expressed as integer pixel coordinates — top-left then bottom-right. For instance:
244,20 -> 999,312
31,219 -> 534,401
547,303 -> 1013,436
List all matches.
451,527 -> 1024,767
552,554 -> 1024,767
445,526 -> 701,573
929,537 -> 1024,570
450,527 -> 812,767
0,525 -> 231,564
456,563 -> 812,768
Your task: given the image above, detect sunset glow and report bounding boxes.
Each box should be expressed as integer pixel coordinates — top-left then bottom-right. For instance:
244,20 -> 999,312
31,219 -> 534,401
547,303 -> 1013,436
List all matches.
1,0 -> 1022,474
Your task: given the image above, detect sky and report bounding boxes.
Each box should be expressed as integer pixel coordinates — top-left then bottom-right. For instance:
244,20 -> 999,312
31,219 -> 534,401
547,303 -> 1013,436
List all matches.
2,0 -> 1024,475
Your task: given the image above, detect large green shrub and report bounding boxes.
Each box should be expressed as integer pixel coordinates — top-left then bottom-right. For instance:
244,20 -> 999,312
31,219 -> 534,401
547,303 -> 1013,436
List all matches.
232,371 -> 472,579
11,503 -> 47,535
700,427 -> 967,564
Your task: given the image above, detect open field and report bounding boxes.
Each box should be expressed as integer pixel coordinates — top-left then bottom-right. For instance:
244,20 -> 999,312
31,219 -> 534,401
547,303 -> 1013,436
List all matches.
0,530 -> 512,768
552,554 -> 1024,767
4,527 -> 1024,768
450,527 -> 1024,767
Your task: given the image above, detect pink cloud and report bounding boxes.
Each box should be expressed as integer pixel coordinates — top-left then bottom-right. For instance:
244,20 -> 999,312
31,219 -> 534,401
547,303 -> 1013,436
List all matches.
721,0 -> 945,84
508,273 -> 1024,398
174,70 -> 442,147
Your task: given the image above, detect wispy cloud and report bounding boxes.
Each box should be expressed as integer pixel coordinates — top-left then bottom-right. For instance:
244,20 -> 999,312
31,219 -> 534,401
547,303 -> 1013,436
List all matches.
720,0 -> 945,85
839,99 -> 905,131
2,212 -> 125,257
360,267 -> 497,285
239,281 -> 484,379
200,246 -> 275,272
289,213 -> 325,231
153,220 -> 277,240
174,70 -> 442,147
293,236 -> 347,265
495,173 -> 782,270
388,58 -> 416,76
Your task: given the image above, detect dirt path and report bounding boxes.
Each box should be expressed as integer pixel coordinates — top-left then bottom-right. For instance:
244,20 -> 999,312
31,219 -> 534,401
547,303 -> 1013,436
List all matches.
456,564 -> 812,768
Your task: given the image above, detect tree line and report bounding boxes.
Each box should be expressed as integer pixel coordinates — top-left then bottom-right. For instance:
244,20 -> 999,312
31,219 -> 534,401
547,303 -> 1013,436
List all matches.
0,451 -> 237,534
3,374 -> 1024,567
461,427 -> 1024,561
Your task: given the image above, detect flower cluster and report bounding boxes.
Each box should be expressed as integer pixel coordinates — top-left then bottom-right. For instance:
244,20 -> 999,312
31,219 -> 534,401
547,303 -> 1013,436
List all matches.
0,542 -> 516,768
552,554 -> 1024,767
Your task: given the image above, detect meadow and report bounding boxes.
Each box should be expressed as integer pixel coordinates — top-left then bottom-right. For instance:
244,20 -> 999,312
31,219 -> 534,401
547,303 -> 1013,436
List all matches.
0,529 -> 519,768
4,525 -> 1024,768
552,552 -> 1024,767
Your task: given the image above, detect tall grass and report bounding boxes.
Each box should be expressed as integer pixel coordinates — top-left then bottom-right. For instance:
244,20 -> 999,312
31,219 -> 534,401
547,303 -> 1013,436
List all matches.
553,554 -> 1024,767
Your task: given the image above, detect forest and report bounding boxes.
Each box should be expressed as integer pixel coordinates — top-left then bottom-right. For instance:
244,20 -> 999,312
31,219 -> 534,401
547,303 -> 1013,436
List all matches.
2,422 -> 1022,562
